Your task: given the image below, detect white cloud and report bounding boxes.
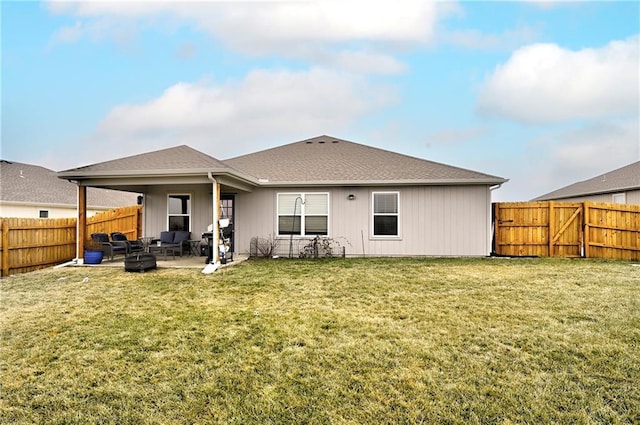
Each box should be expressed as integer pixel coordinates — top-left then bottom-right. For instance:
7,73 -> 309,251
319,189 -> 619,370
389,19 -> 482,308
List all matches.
440,24 -> 539,51
477,36 -> 639,124
206,2 -> 438,49
50,20 -> 84,43
326,50 -> 407,75
425,126 -> 492,146
47,1 -> 439,44
46,1 -> 444,74
549,118 -> 639,171
492,117 -> 639,201
93,68 -> 397,157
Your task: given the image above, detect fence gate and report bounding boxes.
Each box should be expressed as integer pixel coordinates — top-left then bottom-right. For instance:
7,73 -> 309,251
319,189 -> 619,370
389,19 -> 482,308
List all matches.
493,202 -> 583,257
548,203 -> 582,257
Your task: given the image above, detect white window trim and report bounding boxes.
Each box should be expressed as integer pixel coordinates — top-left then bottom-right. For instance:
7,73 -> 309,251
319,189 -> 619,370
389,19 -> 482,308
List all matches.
167,193 -> 192,232
371,191 -> 400,238
612,193 -> 626,204
277,192 -> 330,237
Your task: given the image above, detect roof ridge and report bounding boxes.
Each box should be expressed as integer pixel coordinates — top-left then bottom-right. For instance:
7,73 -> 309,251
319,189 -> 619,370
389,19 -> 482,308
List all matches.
225,135 -> 506,184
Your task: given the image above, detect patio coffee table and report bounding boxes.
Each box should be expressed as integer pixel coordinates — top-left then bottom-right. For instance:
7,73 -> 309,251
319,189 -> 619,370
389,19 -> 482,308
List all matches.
148,244 -> 180,260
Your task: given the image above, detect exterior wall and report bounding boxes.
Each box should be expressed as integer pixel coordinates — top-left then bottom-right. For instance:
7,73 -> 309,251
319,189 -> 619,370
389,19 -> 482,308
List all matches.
0,203 -> 112,218
552,189 -> 640,205
234,185 -> 493,257
142,184 -> 214,239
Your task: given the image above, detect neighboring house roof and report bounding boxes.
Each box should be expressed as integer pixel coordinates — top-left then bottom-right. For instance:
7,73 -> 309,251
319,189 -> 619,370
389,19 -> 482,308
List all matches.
225,135 -> 507,186
1,160 -> 137,208
534,161 -> 640,201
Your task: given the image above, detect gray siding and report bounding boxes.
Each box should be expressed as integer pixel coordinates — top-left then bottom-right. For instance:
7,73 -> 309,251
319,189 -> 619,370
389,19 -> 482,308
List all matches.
553,189 -> 640,205
142,184 -> 214,239
234,185 -> 492,257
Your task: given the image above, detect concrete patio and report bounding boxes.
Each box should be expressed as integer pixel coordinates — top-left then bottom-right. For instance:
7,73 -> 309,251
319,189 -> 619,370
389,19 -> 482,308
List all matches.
74,253 -> 248,270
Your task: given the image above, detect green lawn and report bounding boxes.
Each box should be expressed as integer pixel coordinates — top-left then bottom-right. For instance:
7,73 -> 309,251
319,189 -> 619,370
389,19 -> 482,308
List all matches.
1,258 -> 638,424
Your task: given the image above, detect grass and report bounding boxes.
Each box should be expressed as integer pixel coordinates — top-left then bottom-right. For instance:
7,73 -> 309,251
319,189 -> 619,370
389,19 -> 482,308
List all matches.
1,257 -> 639,424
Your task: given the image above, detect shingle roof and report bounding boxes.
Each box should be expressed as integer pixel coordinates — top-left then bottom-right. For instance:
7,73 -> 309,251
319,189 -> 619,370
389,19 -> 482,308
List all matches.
56,136 -> 507,187
59,145 -> 231,175
225,135 -> 506,185
534,161 -> 640,201
1,160 -> 137,208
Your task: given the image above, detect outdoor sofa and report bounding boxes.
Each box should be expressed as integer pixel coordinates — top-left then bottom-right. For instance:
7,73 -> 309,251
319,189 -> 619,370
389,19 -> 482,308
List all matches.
152,231 -> 191,256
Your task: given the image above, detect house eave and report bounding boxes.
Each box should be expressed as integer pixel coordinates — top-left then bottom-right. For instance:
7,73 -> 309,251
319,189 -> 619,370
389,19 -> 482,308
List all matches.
533,185 -> 639,201
58,168 -> 259,189
59,167 -> 255,180
256,178 -> 509,187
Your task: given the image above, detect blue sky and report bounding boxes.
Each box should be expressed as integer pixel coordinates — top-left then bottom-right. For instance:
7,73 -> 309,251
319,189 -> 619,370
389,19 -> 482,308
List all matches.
2,1 -> 638,201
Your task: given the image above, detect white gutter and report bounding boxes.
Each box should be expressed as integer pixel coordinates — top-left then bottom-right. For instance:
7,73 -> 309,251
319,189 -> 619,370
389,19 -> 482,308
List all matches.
203,172 -> 221,274
487,182 -> 507,256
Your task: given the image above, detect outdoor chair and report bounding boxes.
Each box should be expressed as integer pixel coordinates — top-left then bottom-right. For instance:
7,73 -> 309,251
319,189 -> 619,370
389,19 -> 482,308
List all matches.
91,232 -> 128,260
110,232 -> 145,254
153,230 -> 191,256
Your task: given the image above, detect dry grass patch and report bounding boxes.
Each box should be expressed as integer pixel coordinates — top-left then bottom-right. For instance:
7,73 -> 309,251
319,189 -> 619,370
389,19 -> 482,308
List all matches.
1,258 -> 639,424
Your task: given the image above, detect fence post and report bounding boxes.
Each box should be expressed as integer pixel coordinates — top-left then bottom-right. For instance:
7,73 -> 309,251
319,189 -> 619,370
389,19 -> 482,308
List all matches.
548,201 -> 554,257
2,220 -> 10,277
583,202 -> 590,258
579,202 -> 585,258
77,185 -> 87,261
493,203 -> 500,256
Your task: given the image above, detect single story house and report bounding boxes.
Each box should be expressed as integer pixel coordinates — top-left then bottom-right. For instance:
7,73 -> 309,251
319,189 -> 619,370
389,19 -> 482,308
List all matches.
57,135 -> 508,262
1,160 -> 137,218
533,161 -> 640,204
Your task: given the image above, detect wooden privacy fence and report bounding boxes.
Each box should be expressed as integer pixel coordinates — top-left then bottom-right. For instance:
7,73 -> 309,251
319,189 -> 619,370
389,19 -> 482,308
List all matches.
494,202 -> 640,260
0,206 -> 141,277
86,205 -> 142,243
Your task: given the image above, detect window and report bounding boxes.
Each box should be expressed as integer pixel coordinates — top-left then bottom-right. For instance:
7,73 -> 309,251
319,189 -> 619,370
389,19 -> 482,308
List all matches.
372,192 -> 399,237
39,210 -> 49,218
168,194 -> 191,231
612,193 -> 626,204
278,193 -> 329,236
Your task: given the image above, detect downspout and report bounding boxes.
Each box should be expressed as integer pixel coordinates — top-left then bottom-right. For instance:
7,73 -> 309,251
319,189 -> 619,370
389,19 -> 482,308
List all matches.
203,172 -> 221,273
59,181 -> 85,268
488,183 -> 504,256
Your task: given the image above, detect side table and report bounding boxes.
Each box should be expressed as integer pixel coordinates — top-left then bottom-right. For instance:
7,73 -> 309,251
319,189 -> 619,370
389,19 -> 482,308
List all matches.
188,240 -> 201,256
139,236 -> 155,253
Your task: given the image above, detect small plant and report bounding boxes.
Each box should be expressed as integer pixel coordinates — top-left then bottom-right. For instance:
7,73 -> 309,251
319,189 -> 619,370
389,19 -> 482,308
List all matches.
83,238 -> 105,264
299,236 -> 341,258
84,238 -> 103,252
250,234 -> 281,258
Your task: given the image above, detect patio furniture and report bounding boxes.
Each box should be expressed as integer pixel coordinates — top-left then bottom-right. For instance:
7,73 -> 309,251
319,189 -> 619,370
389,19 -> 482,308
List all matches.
188,239 -> 201,256
91,233 -> 127,261
153,231 -> 191,256
148,243 -> 181,260
124,253 -> 157,272
110,232 -> 145,254
139,236 -> 155,252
